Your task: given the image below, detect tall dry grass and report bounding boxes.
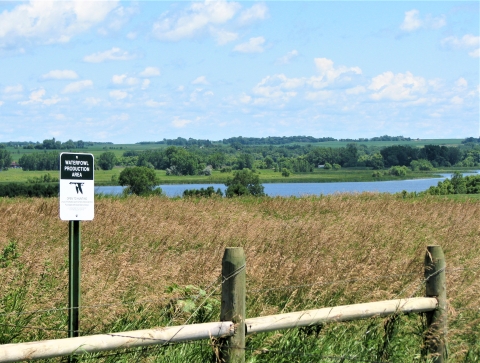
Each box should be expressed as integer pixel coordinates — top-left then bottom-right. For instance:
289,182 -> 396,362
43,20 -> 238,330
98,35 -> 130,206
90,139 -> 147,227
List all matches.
0,194 -> 479,361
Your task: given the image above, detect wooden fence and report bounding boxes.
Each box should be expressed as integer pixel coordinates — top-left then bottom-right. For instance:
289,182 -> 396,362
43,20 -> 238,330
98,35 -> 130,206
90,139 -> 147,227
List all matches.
0,245 -> 447,363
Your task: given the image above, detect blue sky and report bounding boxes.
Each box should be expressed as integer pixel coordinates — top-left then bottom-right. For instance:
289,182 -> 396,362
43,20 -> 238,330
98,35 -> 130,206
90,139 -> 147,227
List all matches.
0,1 -> 478,143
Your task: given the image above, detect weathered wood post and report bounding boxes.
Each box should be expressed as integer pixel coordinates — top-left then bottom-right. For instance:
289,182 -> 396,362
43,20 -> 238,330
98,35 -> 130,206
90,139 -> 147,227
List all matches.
219,247 -> 246,363
424,245 -> 447,362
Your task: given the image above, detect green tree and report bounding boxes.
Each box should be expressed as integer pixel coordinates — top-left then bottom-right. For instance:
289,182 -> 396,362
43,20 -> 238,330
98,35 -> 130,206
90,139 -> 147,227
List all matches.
118,166 -> 161,196
450,172 -> 466,194
388,166 -> 408,176
98,151 -> 117,170
410,159 -> 434,171
281,168 -> 291,177
0,149 -> 12,170
225,168 -> 265,197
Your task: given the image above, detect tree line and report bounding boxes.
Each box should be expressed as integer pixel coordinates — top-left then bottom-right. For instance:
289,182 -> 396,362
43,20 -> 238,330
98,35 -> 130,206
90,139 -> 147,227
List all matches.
2,137 -> 479,174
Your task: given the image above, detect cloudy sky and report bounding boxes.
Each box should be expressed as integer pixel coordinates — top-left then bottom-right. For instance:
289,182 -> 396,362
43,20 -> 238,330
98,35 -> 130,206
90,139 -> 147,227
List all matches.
0,1 -> 478,143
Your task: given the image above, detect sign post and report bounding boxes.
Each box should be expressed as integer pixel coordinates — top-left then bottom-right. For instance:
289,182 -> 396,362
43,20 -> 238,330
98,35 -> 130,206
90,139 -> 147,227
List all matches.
59,153 -> 94,350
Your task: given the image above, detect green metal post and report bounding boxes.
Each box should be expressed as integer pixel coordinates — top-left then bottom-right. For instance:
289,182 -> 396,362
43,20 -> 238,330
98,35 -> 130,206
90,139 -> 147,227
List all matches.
425,245 -> 447,363
69,220 -> 81,339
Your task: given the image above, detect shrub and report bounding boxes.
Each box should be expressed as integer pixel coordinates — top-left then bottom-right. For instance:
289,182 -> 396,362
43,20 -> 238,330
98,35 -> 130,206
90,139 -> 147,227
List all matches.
0,183 -> 59,197
225,168 -> 265,197
118,166 -> 162,196
183,186 -> 223,198
388,166 -> 408,176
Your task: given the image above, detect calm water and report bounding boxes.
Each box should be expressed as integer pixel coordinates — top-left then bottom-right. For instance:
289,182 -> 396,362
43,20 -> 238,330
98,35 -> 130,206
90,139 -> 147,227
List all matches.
95,171 -> 479,197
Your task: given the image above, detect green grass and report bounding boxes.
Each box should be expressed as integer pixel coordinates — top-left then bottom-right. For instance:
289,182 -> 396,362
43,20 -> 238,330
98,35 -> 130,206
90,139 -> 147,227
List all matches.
0,167 -> 455,186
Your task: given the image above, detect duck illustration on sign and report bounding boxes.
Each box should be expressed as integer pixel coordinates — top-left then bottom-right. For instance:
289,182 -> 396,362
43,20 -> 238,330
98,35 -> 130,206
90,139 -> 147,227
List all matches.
70,182 -> 84,194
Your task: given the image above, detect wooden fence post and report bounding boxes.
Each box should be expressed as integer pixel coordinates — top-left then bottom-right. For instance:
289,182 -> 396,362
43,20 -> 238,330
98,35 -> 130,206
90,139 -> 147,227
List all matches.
425,245 -> 447,363
219,247 -> 246,363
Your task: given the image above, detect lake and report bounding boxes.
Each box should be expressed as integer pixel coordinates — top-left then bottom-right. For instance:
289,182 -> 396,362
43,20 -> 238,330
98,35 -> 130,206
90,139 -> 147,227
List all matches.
95,171 -> 479,197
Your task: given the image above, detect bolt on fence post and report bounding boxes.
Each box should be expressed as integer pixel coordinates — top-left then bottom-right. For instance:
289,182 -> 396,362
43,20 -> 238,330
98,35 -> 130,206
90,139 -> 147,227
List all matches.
219,247 -> 246,363
424,245 -> 447,363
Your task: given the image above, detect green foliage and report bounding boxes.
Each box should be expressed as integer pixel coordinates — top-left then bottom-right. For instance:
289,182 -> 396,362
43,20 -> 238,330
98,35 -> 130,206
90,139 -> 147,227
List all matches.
225,168 -> 265,197
0,183 -> 59,197
0,149 -> 12,170
164,284 -> 219,324
0,240 -> 18,268
324,162 -> 332,170
410,159 -> 434,171
19,151 -> 60,171
98,151 -> 117,170
118,166 -> 162,196
281,168 -> 291,177
26,173 -> 58,183
183,186 -> 223,198
425,173 -> 480,195
388,166 -> 409,176
138,146 -> 199,175
235,153 -> 254,170
332,163 -> 341,170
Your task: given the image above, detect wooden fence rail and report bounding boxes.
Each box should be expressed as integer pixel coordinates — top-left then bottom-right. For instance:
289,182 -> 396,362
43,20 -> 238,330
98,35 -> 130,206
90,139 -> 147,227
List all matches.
0,245 -> 447,363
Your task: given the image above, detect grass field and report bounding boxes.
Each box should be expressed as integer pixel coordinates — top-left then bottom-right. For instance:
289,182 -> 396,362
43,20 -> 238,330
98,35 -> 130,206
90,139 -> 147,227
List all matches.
0,194 -> 479,362
0,166 -> 466,186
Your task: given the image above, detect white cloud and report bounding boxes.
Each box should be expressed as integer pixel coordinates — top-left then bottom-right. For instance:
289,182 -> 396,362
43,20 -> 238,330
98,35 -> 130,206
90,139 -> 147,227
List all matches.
233,36 -> 265,53
141,79 -> 151,90
345,86 -> 366,95
442,34 -> 479,48
401,10 -> 422,31
442,34 -> 480,58
145,100 -> 165,107
400,9 -> 447,32
41,70 -> 79,80
110,113 -> 129,122
451,96 -> 463,105
246,58 -> 363,107
455,78 -> 468,89
109,90 -> 128,100
18,88 -> 62,105
139,67 -> 161,77
98,4 -> 138,34
152,0 -> 241,41
211,28 -> 238,45
172,116 -> 191,128
238,3 -> 268,25
0,1 -> 118,48
276,50 -> 298,65
369,71 -> 427,101
4,84 -> 23,94
22,89 -> 45,103
83,47 -> 136,63
469,48 -> 480,58
0,101 -> 4,107
192,76 -> 209,85
253,74 -> 300,102
112,74 -> 138,86
84,97 -> 102,106
305,90 -> 332,101
43,96 -> 61,106
62,80 -> 93,94
239,93 -> 251,104
400,9 -> 445,32
308,58 -> 362,88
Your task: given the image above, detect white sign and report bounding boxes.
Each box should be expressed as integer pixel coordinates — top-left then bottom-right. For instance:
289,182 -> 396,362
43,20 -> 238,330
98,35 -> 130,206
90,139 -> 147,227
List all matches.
59,153 -> 94,221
